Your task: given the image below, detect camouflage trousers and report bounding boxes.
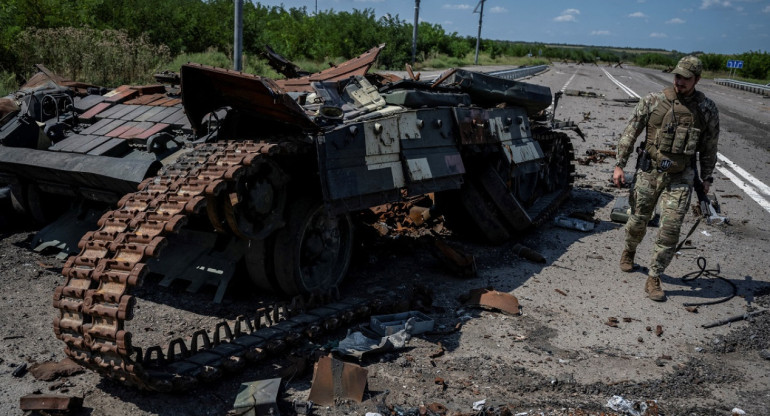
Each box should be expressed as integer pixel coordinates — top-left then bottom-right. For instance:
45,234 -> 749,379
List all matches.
624,167 -> 693,277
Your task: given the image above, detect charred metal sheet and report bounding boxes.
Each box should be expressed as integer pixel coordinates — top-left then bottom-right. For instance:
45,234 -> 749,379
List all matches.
463,288 -> 521,315
74,94 -> 107,113
233,378 -> 282,416
453,107 -> 490,145
104,85 -> 139,103
181,63 -> 317,134
19,394 -> 83,412
261,44 -> 310,79
87,137 -> 129,156
440,69 -> 552,115
146,106 -> 178,123
126,93 -> 165,105
276,44 -> 385,92
308,354 -> 368,406
0,98 -> 20,121
79,101 -> 112,121
0,146 -> 160,195
133,106 -> 166,122
21,64 -> 96,94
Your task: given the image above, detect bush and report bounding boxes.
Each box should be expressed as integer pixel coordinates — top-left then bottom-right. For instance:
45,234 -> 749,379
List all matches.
14,28 -> 170,86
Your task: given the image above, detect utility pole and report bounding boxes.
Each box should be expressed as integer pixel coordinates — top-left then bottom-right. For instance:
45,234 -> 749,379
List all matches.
473,0 -> 485,65
412,0 -> 420,64
234,0 -> 243,71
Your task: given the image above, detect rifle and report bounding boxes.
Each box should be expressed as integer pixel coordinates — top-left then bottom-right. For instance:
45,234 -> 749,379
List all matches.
675,162 -> 728,251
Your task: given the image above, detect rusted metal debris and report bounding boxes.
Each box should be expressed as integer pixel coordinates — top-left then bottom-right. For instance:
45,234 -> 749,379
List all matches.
512,243 -> 545,263
577,148 -> 616,166
308,354 -> 368,406
28,358 -> 84,381
564,89 -> 604,98
462,288 -> 521,316
433,238 -> 477,277
19,394 -> 83,413
275,44 -> 385,92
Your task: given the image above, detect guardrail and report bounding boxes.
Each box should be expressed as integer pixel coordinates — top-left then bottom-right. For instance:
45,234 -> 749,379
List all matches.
714,79 -> 770,96
487,65 -> 549,80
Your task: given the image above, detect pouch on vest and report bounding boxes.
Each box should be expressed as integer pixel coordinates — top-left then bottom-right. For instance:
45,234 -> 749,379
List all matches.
683,127 -> 700,155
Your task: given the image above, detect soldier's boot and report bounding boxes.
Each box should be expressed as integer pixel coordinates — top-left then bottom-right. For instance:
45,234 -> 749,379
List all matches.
645,275 -> 666,302
619,250 -> 635,272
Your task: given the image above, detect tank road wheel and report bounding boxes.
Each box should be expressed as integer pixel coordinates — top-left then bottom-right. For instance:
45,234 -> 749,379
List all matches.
9,183 -> 67,225
271,196 -> 354,296
536,130 -> 575,193
244,237 -> 277,293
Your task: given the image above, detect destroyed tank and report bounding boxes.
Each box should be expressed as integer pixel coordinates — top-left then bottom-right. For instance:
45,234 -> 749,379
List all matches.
0,46 -> 577,391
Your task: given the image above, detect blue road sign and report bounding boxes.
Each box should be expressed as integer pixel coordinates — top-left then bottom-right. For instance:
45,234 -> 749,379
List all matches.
727,60 -> 744,69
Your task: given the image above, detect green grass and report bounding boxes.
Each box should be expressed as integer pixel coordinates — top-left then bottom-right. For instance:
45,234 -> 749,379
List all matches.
0,70 -> 18,97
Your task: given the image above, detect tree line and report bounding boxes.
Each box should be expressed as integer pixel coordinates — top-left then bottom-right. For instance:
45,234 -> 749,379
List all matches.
1,0 -> 767,90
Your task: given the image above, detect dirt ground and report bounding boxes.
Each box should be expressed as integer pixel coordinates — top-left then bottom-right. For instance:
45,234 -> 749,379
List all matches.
2,64 -> 770,416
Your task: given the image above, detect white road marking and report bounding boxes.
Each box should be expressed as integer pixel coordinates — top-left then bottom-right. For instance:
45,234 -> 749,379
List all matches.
716,163 -> 770,214
601,68 -> 641,99
608,71 -> 770,214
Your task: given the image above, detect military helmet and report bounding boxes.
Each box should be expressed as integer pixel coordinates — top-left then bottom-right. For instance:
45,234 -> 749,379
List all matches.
672,55 -> 703,78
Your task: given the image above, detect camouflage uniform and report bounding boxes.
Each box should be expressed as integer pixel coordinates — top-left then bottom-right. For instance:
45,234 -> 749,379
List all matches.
615,72 -> 719,278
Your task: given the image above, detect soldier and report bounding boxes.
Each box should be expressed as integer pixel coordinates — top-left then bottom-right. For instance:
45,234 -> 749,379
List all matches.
612,55 -> 719,301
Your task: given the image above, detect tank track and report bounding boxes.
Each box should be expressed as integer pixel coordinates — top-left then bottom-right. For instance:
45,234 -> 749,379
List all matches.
52,140 -> 391,392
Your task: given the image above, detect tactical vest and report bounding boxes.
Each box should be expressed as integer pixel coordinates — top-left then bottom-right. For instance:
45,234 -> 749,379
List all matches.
644,87 -> 705,173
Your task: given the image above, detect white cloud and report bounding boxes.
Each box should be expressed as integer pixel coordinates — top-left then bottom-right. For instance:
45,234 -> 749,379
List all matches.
763,5 -> 770,13
700,0 -> 733,9
628,11 -> 647,18
650,32 -> 668,38
442,4 -> 472,10
489,6 -> 507,13
591,30 -> 611,35
666,18 -> 686,24
554,9 -> 580,22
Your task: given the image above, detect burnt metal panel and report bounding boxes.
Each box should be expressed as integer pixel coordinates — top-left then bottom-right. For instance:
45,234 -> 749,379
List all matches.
106,104 -> 137,120
159,108 -> 184,124
276,44 -> 384,93
92,119 -> 127,136
453,107 -> 490,145
124,105 -> 154,121
74,94 -> 107,113
49,134 -> 97,152
134,106 -> 165,122
125,93 -> 164,105
79,118 -> 114,135
87,137 -> 129,156
93,103 -> 127,119
133,123 -> 170,139
106,122 -> 138,137
79,102 -> 112,121
71,135 -> 112,154
0,146 -> 159,194
118,121 -> 154,138
180,63 -> 317,134
146,106 -> 178,123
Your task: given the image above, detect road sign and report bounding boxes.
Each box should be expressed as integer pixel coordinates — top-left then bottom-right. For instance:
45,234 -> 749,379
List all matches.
727,60 -> 744,69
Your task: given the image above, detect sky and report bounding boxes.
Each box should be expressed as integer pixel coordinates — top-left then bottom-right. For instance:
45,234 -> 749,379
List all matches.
251,0 -> 770,55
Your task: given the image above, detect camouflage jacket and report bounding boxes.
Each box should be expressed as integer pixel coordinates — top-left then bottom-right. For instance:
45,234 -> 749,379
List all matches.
615,88 -> 720,179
